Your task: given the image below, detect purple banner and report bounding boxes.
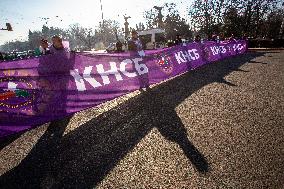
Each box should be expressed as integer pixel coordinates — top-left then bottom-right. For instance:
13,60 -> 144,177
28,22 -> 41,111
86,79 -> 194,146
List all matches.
0,40 -> 247,138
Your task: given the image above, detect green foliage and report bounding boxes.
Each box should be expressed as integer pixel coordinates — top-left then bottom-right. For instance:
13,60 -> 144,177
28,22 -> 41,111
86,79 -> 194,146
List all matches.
1,1 -> 282,53
144,3 -> 193,40
0,40 -> 30,52
189,0 -> 217,37
67,24 -> 96,51
189,0 -> 283,39
0,19 -> 123,52
95,19 -> 123,49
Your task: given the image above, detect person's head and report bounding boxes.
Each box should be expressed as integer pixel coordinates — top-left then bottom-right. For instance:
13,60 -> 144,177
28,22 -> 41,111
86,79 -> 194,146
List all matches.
212,34 -> 217,40
219,33 -> 225,40
52,35 -> 63,49
131,30 -> 138,40
194,35 -> 201,42
116,41 -> 123,51
40,38 -> 48,49
0,52 -> 3,60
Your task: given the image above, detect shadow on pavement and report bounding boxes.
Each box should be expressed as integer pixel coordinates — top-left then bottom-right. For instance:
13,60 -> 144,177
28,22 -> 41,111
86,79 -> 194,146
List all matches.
248,60 -> 268,64
0,51 -> 265,188
0,132 -> 24,151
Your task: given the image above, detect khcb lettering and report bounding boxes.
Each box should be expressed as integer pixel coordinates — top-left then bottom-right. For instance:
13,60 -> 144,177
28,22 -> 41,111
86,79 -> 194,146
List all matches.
70,58 -> 148,91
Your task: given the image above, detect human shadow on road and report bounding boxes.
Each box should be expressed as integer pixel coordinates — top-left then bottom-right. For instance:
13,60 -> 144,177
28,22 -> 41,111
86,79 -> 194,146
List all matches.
0,132 -> 24,150
0,51 -> 265,189
149,92 -> 209,173
0,51 -> 76,149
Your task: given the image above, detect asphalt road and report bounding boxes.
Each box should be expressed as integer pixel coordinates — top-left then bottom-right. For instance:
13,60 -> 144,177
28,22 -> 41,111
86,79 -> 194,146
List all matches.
0,50 -> 284,189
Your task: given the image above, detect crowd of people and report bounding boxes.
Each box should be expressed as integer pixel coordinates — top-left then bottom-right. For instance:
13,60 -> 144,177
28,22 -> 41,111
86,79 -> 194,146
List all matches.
164,32 -> 243,48
0,31 -> 244,62
39,35 -> 70,55
0,35 -> 70,62
0,50 -> 34,62
182,33 -> 240,44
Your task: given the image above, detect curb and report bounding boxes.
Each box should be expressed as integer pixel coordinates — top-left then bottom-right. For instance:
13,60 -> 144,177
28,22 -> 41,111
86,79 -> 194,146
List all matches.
248,48 -> 284,51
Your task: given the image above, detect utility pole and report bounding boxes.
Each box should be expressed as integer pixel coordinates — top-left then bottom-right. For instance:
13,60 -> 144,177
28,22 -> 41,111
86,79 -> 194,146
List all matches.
100,0 -> 104,27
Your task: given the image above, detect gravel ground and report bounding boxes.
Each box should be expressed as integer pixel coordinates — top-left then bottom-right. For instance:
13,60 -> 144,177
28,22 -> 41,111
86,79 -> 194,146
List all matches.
0,50 -> 284,189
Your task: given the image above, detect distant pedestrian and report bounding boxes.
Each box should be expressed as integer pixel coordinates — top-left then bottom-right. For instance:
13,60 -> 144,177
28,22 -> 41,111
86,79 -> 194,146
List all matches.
128,30 -> 145,56
0,52 -> 4,61
194,35 -> 201,43
242,33 -> 248,40
49,35 -> 69,54
39,38 -> 50,55
211,34 -> 217,42
116,41 -> 123,52
219,33 -> 225,41
229,34 -> 236,42
174,34 -> 182,45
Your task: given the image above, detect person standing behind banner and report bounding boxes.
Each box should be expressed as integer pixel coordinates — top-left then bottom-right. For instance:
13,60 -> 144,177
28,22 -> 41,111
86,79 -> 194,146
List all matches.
128,30 -> 145,57
49,35 -> 70,54
174,34 -> 183,45
229,34 -> 237,42
211,34 -> 218,42
0,52 -> 4,61
194,35 -> 201,43
36,35 -> 74,116
116,41 -> 123,52
128,30 -> 149,90
175,35 -> 182,45
39,38 -> 50,55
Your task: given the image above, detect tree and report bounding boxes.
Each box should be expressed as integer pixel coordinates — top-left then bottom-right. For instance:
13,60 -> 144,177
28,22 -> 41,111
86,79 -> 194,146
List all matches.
222,8 -> 243,37
261,8 -> 284,38
164,12 -> 192,40
95,19 -> 123,48
243,0 -> 278,37
41,25 -> 66,39
67,24 -> 96,51
136,22 -> 146,31
144,3 -> 193,40
27,26 -> 66,50
188,0 -> 216,37
28,29 -> 41,50
0,40 -> 29,52
189,0 -> 281,38
144,9 -> 157,29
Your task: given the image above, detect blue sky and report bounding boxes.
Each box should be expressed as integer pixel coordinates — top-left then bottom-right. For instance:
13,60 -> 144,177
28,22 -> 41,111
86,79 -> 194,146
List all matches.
0,0 -> 192,45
